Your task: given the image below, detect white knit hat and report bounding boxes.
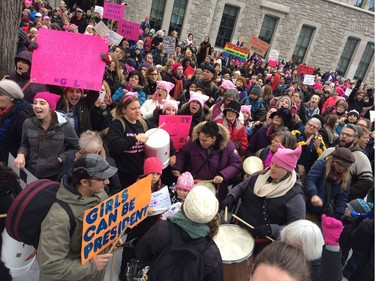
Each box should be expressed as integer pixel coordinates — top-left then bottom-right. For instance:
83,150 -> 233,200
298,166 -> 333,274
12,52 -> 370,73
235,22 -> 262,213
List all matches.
0,80 -> 24,100
183,185 -> 218,224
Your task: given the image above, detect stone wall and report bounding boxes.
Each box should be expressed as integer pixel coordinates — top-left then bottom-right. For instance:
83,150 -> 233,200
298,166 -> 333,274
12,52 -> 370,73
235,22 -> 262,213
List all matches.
125,0 -> 374,83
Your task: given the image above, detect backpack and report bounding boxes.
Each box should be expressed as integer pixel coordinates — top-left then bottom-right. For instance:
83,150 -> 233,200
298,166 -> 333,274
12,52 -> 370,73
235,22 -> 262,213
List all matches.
147,222 -> 211,281
6,179 -> 76,248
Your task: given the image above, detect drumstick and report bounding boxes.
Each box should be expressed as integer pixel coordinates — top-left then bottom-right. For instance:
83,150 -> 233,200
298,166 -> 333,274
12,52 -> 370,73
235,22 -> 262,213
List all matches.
232,214 -> 274,242
197,179 -> 214,183
0,214 -> 7,218
147,122 -> 166,137
108,223 -> 129,254
224,207 -> 228,222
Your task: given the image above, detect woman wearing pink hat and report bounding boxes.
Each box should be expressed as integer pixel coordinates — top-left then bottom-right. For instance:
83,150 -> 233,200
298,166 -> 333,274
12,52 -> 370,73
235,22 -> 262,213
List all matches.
140,81 -> 175,121
221,145 -> 305,256
14,92 -> 79,180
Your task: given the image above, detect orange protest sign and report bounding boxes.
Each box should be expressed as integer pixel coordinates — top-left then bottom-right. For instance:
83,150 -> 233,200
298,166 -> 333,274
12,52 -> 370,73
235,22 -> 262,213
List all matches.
81,175 -> 152,264
246,35 -> 270,57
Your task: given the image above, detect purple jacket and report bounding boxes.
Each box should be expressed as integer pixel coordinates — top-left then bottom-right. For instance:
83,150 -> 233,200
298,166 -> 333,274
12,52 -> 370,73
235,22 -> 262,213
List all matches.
174,122 -> 242,181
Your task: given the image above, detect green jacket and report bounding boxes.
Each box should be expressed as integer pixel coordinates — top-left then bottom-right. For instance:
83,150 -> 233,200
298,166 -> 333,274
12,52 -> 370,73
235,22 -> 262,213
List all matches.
37,176 -> 108,281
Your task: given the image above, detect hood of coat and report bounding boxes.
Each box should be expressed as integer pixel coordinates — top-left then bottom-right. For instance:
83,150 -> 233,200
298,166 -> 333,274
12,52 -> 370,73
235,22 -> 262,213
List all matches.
192,121 -> 230,150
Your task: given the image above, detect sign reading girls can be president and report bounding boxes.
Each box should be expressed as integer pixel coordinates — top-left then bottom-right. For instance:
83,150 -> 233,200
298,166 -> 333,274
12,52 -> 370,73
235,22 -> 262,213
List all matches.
81,175 -> 152,264
30,29 -> 107,91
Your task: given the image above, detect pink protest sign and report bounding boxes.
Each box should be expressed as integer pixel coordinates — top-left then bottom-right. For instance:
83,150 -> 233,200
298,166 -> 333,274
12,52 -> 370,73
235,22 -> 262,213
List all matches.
117,20 -> 140,41
30,29 -> 107,91
159,115 -> 192,152
268,60 -> 277,67
103,2 -> 125,21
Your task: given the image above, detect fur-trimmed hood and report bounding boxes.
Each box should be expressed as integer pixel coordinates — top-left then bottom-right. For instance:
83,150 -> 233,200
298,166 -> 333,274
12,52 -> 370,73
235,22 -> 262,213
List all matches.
191,121 -> 230,150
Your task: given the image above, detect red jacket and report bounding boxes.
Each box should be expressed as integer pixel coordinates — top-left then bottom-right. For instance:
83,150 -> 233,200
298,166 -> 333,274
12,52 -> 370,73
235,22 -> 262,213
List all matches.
216,118 -> 248,155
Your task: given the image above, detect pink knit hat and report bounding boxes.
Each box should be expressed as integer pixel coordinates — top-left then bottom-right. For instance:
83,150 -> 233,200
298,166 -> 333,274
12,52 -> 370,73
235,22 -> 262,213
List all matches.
189,91 -> 209,108
33,92 -> 61,111
157,80 -> 175,93
172,63 -> 183,75
241,105 -> 251,115
163,99 -> 179,113
220,79 -> 236,90
313,83 -> 323,90
143,157 -> 163,175
272,145 -> 302,172
176,172 -> 194,191
335,87 -> 345,96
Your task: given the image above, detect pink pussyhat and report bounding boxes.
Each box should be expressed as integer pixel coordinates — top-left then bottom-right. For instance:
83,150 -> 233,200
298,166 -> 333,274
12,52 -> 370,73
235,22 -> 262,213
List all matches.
272,144 -> 302,172
220,79 -> 236,90
156,80 -> 175,93
241,105 -> 251,115
33,92 -> 61,111
188,91 -> 209,108
163,99 -> 179,113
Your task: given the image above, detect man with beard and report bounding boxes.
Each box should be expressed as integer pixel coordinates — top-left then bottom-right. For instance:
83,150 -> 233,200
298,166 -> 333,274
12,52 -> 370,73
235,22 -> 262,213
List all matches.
319,124 -> 373,201
194,64 -> 219,107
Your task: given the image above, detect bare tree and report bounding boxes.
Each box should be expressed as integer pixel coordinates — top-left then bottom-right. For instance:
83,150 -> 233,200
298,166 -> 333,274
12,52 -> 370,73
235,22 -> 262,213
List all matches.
0,1 -> 22,78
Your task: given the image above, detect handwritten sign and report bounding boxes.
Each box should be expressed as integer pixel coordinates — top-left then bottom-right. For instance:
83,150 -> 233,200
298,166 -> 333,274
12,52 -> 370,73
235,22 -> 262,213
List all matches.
117,20 -> 140,41
159,115 -> 192,151
31,29 -> 107,91
109,31 -> 124,46
162,36 -> 176,54
268,49 -> 279,61
303,74 -> 315,85
246,35 -> 269,57
222,42 -> 250,63
149,186 -> 172,216
103,2 -> 125,21
81,175 -> 152,264
94,21 -> 110,36
297,64 -> 315,75
94,5 -> 104,16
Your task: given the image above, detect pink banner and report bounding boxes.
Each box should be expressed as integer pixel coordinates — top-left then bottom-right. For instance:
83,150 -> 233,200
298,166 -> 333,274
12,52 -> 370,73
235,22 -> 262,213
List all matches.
117,20 -> 140,41
30,29 -> 107,91
103,2 -> 125,21
159,115 -> 192,152
268,60 -> 277,67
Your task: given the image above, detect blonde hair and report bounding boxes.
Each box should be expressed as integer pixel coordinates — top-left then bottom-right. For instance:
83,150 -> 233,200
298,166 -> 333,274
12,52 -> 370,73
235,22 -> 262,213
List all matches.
325,156 -> 350,191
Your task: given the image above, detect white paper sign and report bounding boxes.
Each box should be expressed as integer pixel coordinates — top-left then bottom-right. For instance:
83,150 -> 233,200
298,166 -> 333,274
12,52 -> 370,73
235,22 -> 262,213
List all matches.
162,36 -> 176,54
94,5 -> 104,16
303,74 -> 315,85
109,30 -> 124,46
369,110 -> 375,123
268,49 -> 279,61
149,185 -> 172,215
8,153 -> 38,189
94,21 -> 111,36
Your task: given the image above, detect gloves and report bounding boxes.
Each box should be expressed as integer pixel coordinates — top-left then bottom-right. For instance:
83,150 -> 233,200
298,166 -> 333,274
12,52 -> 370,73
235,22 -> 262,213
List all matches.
249,224 -> 271,238
219,195 -> 235,211
321,214 -> 343,246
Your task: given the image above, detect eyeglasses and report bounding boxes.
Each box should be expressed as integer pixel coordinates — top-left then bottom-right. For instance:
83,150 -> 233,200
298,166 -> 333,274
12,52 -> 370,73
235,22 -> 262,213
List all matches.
306,122 -> 319,129
341,132 -> 354,137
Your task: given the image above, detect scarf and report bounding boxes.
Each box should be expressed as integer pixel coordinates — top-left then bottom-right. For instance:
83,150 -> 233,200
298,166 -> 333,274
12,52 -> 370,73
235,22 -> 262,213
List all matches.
263,149 -> 274,169
172,77 -> 184,100
0,100 -> 25,147
222,117 -> 242,130
168,211 -> 210,239
253,169 -> 297,198
266,125 -> 279,142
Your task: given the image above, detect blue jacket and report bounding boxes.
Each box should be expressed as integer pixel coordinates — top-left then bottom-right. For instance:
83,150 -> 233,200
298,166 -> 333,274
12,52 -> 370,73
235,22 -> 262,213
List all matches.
304,160 -> 350,218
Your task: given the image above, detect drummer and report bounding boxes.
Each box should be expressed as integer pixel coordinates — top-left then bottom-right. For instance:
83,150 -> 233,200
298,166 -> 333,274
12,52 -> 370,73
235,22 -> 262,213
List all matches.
220,145 -> 306,255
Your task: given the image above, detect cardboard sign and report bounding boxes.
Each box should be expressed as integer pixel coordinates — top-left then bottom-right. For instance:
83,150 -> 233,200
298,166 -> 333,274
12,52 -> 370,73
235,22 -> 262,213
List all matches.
303,74 -> 315,85
162,36 -> 176,54
31,29 -> 107,91
94,21 -> 111,36
94,5 -> 104,16
117,20 -> 140,41
109,31 -> 124,46
297,64 -> 315,75
222,42 -> 250,63
81,175 -> 152,264
159,115 -> 192,152
246,35 -> 269,57
103,2 -> 125,21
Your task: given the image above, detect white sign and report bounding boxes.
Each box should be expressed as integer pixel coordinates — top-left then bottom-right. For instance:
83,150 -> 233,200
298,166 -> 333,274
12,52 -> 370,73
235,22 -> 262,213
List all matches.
370,110 -> 375,123
8,153 -> 38,189
109,30 -> 124,46
268,49 -> 279,61
303,74 -> 315,85
162,36 -> 176,54
149,185 -> 172,216
93,21 -> 110,36
94,5 -> 104,16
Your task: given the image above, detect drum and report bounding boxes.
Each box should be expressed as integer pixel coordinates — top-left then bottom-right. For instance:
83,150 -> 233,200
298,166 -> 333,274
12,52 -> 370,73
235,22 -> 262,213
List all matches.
1,229 -> 36,277
213,224 -> 254,281
145,128 -> 170,169
193,182 -> 216,195
243,156 -> 263,176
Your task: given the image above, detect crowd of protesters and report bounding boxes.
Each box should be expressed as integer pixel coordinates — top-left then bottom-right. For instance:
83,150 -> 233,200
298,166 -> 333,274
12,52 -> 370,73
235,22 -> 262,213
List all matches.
0,0 -> 374,281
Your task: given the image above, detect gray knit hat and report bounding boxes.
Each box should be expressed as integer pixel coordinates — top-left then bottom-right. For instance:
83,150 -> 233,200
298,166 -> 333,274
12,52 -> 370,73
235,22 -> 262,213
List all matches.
0,80 -> 24,100
223,88 -> 239,102
250,85 -> 262,96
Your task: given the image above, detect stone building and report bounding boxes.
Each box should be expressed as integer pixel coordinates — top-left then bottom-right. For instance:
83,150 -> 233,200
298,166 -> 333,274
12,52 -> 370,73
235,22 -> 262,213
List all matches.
125,0 -> 374,83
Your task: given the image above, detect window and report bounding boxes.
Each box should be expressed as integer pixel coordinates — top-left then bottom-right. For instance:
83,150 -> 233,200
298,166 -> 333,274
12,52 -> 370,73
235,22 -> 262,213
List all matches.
215,5 -> 239,48
336,37 -> 359,76
354,42 -> 374,80
150,0 -> 166,31
168,0 -> 188,35
292,25 -> 315,64
259,15 -> 278,44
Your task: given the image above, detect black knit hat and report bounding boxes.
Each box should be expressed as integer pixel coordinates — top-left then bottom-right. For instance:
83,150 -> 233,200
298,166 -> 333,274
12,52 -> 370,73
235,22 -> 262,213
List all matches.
223,100 -> 241,118
270,107 -> 292,127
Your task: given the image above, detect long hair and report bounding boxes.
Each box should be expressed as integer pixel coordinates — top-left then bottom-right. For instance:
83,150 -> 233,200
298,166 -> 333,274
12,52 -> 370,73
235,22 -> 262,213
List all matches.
37,111 -> 58,141
207,213 -> 220,238
325,156 -> 350,191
